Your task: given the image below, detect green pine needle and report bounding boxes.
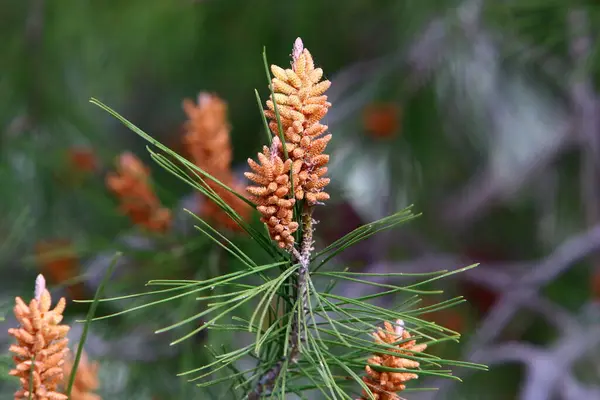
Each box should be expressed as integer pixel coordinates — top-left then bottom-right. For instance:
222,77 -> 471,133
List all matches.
89,98 -> 258,225
254,89 -> 273,146
313,207 -> 419,270
66,252 -> 121,398
89,98 -> 253,206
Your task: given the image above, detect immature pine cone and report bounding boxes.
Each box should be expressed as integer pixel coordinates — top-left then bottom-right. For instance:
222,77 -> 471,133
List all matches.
62,351 -> 101,400
8,274 -> 70,400
265,37 -> 331,205
106,152 -> 172,233
359,320 -> 427,400
245,137 -> 299,249
182,92 -> 250,231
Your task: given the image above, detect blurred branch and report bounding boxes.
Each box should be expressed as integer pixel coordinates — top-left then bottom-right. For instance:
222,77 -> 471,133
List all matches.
493,19 -> 568,86
561,373 -> 600,400
338,252 -> 577,336
410,224 -> 600,399
363,222 -> 600,399
25,0 -> 45,46
439,134 -> 573,228
473,341 -> 538,365
439,0 -> 576,228
474,326 -> 600,400
469,224 -> 600,351
4,115 -> 32,140
568,9 -> 600,272
327,5 -> 454,127
404,17 -> 448,91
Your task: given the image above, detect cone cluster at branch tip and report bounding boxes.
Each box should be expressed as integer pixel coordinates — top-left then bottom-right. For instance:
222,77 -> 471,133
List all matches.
264,37 -> 332,206
106,152 -> 172,233
245,137 -> 299,249
8,274 -> 70,400
182,92 -> 250,231
63,351 -> 101,400
359,320 -> 427,400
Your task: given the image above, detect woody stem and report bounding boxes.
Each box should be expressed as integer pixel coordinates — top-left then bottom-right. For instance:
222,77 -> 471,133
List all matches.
290,206 -> 313,362
249,205 -> 314,399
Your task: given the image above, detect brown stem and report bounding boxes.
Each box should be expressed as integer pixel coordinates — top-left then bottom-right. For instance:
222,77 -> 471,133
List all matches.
249,206 -> 314,399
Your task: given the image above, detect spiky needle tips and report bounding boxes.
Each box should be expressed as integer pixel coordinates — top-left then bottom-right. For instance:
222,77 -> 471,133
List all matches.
106,152 -> 172,233
265,37 -> 332,205
8,274 -> 70,400
245,137 -> 299,249
359,320 -> 427,400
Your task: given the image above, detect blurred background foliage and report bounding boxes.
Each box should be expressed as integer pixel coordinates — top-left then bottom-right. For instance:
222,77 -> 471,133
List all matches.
2,0 -> 600,399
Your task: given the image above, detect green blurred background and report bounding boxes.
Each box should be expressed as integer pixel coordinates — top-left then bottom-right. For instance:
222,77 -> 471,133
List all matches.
2,0 -> 600,399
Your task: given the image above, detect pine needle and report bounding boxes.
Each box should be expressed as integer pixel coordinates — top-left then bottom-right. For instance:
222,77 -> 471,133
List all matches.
66,252 -> 121,397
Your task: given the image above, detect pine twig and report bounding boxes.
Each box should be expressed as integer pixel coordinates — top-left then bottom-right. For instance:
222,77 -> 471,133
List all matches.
290,207 -> 314,364
249,207 -> 314,399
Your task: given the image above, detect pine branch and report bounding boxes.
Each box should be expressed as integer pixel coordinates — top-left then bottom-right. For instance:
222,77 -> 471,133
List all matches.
249,206 -> 314,399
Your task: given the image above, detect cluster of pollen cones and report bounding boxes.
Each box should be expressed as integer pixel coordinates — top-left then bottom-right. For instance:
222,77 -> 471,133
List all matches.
182,92 -> 250,231
106,92 -> 251,233
359,320 -> 426,400
8,275 -> 70,400
246,37 -> 332,249
105,38 -> 330,248
106,152 -> 172,233
8,275 -> 101,400
246,137 -> 300,248
63,352 -> 101,400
